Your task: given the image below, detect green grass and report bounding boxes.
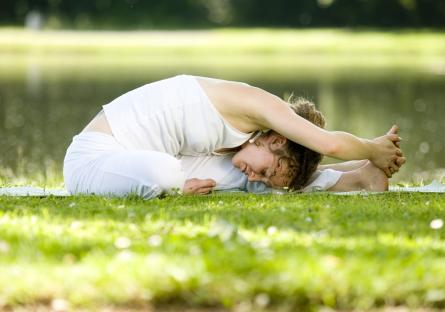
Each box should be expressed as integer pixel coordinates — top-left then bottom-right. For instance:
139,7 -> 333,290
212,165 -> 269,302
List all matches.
1,193 -> 444,311
1,28 -> 445,72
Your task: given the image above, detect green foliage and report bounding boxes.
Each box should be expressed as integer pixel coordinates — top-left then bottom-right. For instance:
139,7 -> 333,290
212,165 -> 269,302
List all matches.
0,193 -> 444,310
1,0 -> 445,29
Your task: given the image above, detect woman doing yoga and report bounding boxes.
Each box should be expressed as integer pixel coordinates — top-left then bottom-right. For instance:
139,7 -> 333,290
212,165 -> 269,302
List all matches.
63,74 -> 405,198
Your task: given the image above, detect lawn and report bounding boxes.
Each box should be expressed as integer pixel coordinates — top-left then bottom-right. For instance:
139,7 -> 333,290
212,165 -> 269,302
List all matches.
1,192 -> 444,311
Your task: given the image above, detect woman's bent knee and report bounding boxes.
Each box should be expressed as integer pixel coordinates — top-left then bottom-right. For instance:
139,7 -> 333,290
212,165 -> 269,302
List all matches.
99,150 -> 186,195
137,152 -> 186,193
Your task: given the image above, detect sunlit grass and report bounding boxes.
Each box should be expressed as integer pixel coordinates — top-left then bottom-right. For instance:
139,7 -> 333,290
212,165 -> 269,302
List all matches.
1,28 -> 445,73
0,193 -> 444,310
0,166 -> 63,189
1,28 -> 445,54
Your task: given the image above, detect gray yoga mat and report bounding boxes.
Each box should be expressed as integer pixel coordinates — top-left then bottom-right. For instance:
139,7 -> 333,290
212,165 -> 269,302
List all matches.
0,181 -> 444,197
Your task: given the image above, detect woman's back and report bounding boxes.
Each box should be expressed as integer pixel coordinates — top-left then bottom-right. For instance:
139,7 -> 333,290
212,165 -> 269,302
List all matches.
101,74 -> 253,156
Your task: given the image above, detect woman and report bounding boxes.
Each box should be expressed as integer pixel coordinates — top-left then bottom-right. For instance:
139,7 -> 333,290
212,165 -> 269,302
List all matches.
63,74 -> 404,197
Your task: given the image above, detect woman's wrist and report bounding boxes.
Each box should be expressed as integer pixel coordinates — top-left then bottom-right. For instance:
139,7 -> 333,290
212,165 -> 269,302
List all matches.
362,138 -> 376,161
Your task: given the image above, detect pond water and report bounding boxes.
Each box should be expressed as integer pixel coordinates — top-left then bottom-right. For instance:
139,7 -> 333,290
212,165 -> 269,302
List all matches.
1,59 -> 444,185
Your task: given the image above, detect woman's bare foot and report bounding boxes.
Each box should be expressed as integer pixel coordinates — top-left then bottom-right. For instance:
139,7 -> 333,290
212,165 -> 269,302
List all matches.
328,160 -> 388,192
357,161 -> 389,191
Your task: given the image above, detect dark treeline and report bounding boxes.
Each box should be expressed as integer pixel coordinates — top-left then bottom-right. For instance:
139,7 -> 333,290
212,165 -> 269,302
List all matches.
1,0 -> 444,29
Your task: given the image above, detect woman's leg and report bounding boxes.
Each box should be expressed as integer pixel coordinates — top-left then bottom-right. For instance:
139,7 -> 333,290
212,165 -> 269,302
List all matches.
327,161 -> 388,192
87,150 -> 186,197
318,160 -> 368,172
64,132 -> 185,198
303,160 -> 388,192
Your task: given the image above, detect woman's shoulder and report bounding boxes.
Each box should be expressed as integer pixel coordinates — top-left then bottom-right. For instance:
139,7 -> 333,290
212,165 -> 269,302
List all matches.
194,76 -> 264,133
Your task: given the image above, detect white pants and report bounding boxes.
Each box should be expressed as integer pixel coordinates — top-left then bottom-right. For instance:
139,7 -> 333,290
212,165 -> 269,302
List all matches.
63,132 -> 186,198
63,132 -> 342,198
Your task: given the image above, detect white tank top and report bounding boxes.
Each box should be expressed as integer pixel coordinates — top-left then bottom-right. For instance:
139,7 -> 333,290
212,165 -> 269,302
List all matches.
103,74 -> 254,156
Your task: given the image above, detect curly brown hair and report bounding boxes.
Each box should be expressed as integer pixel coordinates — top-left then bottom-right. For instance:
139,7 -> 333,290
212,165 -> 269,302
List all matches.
266,96 -> 326,191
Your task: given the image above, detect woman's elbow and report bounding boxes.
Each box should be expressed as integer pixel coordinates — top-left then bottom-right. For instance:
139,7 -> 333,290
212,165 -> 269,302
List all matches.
321,141 -> 340,157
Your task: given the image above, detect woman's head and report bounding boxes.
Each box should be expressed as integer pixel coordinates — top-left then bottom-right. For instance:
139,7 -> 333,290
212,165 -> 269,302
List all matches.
232,96 -> 326,190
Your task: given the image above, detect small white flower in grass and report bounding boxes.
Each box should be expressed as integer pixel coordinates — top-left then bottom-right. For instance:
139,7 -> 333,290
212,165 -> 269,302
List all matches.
305,217 -> 313,223
114,237 -> 131,249
189,245 -> 201,256
218,200 -> 224,205
314,230 -> 327,238
267,226 -> 277,235
208,219 -> 237,241
51,298 -> 69,312
252,238 -> 270,249
254,293 -> 270,308
11,267 -> 21,277
117,204 -> 125,209
0,240 -> 10,253
53,226 -> 63,236
117,250 -> 133,261
70,221 -> 82,230
322,255 -> 340,269
168,266 -> 188,282
148,234 -> 162,247
430,219 -> 443,230
68,202 -> 76,208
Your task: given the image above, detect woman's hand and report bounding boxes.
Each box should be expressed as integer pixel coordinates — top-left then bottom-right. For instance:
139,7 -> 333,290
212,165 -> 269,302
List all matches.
369,125 -> 405,177
183,178 -> 216,195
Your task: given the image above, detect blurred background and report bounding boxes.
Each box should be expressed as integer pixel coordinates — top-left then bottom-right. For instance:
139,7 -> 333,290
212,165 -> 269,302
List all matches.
0,0 -> 444,186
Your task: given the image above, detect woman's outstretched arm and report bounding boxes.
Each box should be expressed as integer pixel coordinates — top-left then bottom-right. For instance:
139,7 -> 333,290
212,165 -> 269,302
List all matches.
234,85 -> 402,176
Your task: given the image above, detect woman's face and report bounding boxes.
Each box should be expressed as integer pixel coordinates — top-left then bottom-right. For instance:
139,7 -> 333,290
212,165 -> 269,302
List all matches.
232,135 -> 291,188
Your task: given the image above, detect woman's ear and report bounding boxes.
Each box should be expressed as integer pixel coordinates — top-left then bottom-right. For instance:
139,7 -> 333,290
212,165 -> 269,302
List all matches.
268,134 -> 287,152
